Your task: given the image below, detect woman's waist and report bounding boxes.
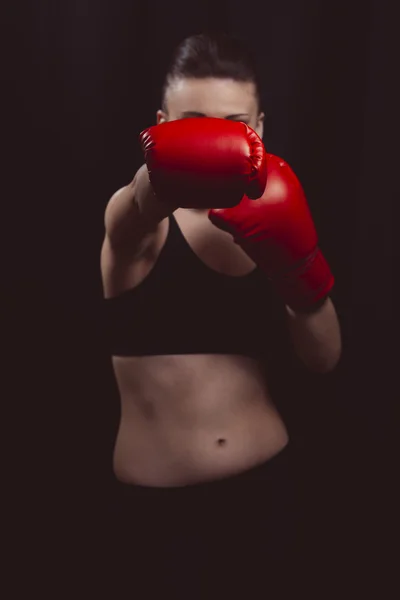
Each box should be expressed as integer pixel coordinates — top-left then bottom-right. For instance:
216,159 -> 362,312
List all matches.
113,352 -> 276,417
114,397 -> 288,488
118,374 -> 284,430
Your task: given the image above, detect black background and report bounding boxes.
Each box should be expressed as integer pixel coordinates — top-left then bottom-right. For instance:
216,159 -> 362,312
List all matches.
4,0 -> 397,595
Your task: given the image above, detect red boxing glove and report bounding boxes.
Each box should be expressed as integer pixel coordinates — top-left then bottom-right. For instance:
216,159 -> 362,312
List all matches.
209,154 -> 334,310
139,118 -> 267,209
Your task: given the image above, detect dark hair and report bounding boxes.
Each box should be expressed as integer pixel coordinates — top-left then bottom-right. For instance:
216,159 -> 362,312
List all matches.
161,32 -> 262,112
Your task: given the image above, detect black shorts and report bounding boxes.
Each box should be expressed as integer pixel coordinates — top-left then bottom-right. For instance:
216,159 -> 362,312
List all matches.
108,444 -> 303,597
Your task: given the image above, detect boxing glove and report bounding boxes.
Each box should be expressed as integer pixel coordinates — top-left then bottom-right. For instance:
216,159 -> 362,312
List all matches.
209,154 -> 334,310
139,118 -> 267,209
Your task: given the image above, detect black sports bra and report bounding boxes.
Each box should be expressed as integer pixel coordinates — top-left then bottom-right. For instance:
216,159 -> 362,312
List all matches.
103,213 -> 287,358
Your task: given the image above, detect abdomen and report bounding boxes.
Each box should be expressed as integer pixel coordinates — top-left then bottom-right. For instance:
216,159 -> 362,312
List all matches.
111,353 -> 289,487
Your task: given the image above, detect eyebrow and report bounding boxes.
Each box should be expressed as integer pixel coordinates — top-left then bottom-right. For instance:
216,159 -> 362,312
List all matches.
181,111 -> 250,120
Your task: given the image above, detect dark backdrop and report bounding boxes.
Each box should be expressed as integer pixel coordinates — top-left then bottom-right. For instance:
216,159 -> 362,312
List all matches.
5,0 -> 396,596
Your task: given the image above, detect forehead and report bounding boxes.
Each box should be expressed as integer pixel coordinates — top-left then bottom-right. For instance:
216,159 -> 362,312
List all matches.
165,77 -> 258,117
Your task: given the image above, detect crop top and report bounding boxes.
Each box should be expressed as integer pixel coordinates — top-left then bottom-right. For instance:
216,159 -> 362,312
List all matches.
103,213 -> 287,358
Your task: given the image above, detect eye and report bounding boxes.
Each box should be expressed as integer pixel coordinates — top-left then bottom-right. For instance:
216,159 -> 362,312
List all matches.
230,119 -> 249,125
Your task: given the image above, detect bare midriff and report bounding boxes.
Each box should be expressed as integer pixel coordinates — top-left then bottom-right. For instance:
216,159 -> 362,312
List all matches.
112,352 -> 289,487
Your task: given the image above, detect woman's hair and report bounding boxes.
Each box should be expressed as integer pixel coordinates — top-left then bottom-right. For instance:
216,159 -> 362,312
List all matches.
161,32 -> 262,111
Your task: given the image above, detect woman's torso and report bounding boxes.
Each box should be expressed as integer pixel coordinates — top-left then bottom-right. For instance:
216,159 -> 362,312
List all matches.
101,208 -> 289,487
